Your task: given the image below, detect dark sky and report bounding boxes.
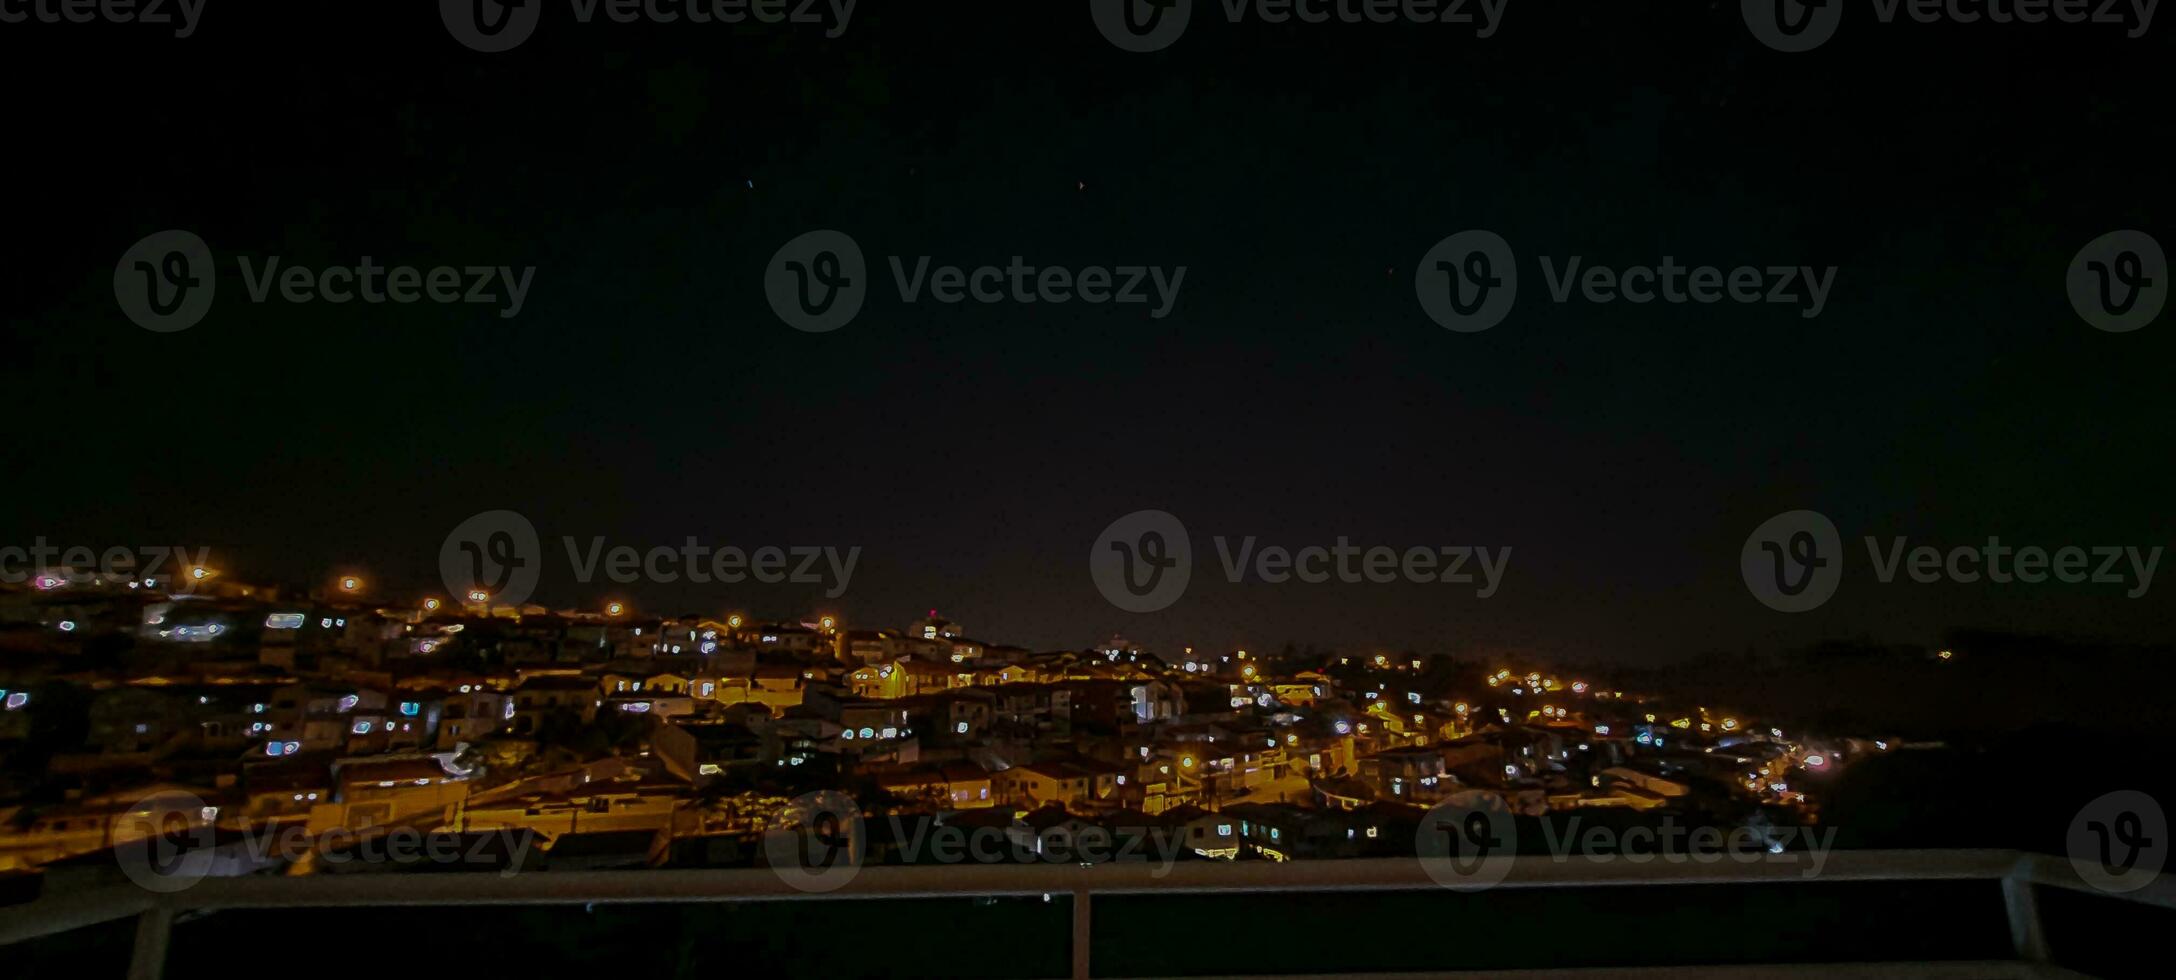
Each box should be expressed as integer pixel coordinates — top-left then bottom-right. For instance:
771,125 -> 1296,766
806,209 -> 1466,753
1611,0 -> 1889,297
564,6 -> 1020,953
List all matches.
4,2 -> 2171,663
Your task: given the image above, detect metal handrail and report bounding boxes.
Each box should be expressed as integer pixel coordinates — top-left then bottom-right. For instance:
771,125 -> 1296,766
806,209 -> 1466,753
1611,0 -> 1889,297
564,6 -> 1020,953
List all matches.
0,848 -> 2167,979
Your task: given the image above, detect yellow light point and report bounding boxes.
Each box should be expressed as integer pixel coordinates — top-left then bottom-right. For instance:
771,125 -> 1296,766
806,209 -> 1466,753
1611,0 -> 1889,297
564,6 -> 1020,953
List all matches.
727,614 -> 744,629
422,598 -> 441,612
1721,718 -> 1739,731
467,590 -> 489,603
1671,718 -> 1691,729
1645,714 -> 1657,723
1180,756 -> 1196,769
339,576 -> 362,593
820,616 -> 836,631
606,602 -> 625,617
1374,655 -> 1388,667
1454,702 -> 1468,714
189,566 -> 211,580
1937,650 -> 1954,661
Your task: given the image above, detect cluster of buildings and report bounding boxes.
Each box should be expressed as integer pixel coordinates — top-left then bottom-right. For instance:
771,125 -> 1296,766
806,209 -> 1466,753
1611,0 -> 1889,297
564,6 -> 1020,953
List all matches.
0,569 -> 1874,882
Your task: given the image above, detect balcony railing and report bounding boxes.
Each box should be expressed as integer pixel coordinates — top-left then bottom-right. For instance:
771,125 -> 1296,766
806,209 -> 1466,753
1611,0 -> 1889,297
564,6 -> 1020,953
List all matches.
1,848 -> 2166,978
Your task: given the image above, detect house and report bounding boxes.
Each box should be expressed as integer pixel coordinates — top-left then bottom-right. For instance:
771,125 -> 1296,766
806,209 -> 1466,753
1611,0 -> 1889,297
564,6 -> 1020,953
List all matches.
654,720 -> 765,784
1219,802 -> 1350,860
260,684 -> 388,757
1018,804 -> 1109,860
870,763 -> 995,809
748,624 -> 824,655
988,683 -> 1072,735
85,684 -> 277,756
1360,745 -> 1452,803
994,759 -> 1123,811
894,690 -> 993,745
847,658 -> 959,699
1161,804 -> 1239,859
436,688 -> 513,748
508,674 -> 599,733
332,757 -> 470,829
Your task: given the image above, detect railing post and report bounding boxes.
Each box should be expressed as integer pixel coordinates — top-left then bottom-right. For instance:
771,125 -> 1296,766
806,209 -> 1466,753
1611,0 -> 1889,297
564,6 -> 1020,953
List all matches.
1071,887 -> 1092,980
127,904 -> 173,980
2002,873 -> 2049,963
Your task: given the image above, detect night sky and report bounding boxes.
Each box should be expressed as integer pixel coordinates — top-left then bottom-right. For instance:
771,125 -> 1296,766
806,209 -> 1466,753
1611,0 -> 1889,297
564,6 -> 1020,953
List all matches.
4,2 -> 2171,663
